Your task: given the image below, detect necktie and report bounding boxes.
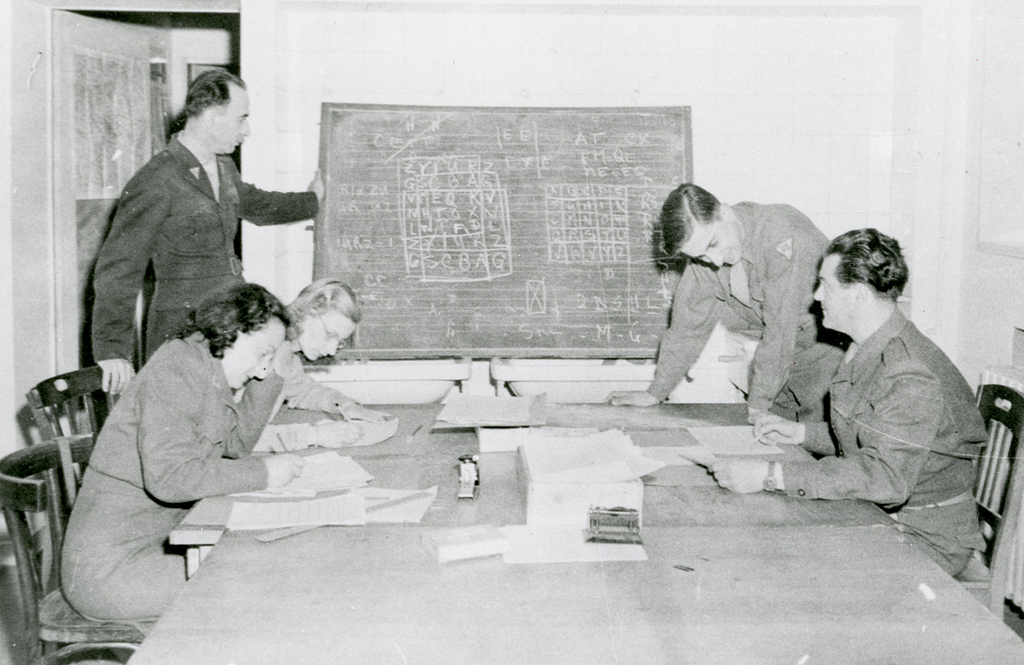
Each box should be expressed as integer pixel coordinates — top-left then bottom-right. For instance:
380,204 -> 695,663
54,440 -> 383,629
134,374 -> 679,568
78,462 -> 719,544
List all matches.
730,261 -> 752,307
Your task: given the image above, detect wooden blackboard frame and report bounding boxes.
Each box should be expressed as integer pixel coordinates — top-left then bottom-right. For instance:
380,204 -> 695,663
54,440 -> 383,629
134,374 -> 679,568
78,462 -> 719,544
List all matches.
314,103 -> 692,360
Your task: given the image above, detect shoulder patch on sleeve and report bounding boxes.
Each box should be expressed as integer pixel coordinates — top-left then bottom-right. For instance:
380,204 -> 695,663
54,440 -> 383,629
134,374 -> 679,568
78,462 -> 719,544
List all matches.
775,237 -> 793,261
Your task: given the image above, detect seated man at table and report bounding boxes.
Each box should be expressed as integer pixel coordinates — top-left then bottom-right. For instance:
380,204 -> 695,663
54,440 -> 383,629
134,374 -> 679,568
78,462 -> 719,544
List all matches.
608,183 -> 844,424
711,228 -> 986,577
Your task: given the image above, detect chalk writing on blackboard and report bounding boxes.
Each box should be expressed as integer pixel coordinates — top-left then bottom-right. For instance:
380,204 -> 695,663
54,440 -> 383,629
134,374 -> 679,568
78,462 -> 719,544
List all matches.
314,104 -> 692,359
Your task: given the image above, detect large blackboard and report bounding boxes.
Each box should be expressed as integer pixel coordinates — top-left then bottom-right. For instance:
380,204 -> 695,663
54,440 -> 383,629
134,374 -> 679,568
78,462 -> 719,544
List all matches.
314,103 -> 692,359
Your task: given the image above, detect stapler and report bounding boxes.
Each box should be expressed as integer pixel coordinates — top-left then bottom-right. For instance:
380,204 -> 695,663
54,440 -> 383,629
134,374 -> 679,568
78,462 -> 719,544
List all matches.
586,506 -> 642,544
457,454 -> 479,499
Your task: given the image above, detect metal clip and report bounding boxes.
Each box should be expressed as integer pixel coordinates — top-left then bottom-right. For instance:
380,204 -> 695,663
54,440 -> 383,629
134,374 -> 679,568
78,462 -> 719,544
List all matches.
457,454 -> 479,500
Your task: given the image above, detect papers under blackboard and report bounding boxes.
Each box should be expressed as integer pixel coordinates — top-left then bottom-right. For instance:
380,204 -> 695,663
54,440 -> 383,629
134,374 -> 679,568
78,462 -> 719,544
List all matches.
436,393 -> 547,427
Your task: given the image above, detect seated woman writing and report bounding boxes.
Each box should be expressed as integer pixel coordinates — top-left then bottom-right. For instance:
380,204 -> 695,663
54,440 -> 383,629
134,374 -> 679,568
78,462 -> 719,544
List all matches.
256,279 -> 391,451
62,283 -> 305,625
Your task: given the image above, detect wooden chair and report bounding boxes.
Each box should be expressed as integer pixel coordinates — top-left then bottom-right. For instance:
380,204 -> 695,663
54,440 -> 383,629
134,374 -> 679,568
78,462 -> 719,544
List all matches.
964,383 -> 1024,617
0,435 -> 144,664
27,366 -> 117,443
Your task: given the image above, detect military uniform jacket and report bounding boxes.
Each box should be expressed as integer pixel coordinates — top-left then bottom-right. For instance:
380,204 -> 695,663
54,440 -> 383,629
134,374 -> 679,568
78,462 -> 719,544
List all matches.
91,138 -> 319,364
785,310 -> 986,510
83,335 -> 279,501
648,203 -> 829,411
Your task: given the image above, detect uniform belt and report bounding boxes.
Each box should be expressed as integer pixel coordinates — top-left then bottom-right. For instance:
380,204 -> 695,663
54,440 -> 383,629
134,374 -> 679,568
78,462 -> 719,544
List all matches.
903,490 -> 974,511
155,255 -> 243,279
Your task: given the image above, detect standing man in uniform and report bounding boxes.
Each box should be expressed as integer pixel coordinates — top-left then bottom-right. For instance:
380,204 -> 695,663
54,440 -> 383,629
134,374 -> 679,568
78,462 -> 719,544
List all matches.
608,183 -> 844,424
91,69 -> 323,393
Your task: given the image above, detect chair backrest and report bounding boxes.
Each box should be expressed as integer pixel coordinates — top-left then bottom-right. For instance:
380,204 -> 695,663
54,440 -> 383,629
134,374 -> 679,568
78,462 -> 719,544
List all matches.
973,384 -> 1024,612
27,366 -> 116,442
0,435 -> 94,653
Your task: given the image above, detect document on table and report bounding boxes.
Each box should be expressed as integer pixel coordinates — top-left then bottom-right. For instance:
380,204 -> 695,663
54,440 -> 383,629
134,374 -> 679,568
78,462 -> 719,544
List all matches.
499,525 -> 647,564
687,426 -> 784,457
227,494 -> 366,530
253,417 -> 399,452
234,452 -> 374,498
523,429 -> 665,483
436,393 -> 546,427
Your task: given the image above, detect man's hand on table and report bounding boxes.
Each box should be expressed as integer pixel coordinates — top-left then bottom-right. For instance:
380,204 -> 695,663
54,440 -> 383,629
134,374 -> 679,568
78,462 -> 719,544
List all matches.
265,454 -> 306,489
711,459 -> 772,494
752,412 -> 806,445
606,390 -> 660,407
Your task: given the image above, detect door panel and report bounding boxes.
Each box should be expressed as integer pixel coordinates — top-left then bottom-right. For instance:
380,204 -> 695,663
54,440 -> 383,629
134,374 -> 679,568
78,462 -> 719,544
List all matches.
52,11 -> 168,369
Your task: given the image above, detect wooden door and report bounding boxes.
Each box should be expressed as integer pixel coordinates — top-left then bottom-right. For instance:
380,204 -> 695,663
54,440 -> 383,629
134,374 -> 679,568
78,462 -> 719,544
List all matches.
51,11 -> 169,370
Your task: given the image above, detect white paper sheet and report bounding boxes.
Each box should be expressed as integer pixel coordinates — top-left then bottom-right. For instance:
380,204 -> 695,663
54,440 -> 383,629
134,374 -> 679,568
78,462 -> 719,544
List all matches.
687,426 -> 785,456
522,430 -> 665,483
253,418 -> 399,452
437,394 -> 545,426
234,452 -> 374,498
227,494 -> 366,530
499,525 -> 647,564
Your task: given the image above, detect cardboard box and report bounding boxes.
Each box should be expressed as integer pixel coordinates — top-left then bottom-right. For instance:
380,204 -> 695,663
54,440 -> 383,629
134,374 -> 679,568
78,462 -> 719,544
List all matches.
516,439 -> 644,528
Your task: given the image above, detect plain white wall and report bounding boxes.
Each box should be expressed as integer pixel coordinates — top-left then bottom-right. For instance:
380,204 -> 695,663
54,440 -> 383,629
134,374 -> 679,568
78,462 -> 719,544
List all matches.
239,0 -> 908,308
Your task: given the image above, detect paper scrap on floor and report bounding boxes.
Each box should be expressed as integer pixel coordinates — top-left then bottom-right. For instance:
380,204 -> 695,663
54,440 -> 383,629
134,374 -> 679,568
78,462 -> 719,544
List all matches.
500,525 -> 647,564
234,452 -> 374,498
227,493 -> 365,530
524,429 -> 665,483
687,426 -> 784,457
352,486 -> 438,523
436,393 -> 546,427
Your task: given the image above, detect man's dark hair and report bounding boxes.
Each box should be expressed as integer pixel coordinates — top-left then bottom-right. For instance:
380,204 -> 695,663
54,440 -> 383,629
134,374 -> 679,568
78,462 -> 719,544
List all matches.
178,283 -> 289,358
824,228 -> 908,302
183,69 -> 246,120
660,184 -> 721,255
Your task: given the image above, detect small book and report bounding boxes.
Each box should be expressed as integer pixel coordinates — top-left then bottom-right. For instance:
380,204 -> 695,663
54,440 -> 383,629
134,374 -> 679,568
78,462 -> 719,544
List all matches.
421,524 -> 509,563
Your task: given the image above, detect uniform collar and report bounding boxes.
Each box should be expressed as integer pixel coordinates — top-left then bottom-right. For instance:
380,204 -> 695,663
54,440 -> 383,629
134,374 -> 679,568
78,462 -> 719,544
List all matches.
167,138 -> 218,201
842,308 -> 908,385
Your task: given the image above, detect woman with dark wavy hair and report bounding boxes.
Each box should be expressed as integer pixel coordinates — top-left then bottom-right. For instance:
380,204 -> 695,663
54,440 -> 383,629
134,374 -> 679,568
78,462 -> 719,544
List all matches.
713,229 -> 986,576
62,283 -> 306,626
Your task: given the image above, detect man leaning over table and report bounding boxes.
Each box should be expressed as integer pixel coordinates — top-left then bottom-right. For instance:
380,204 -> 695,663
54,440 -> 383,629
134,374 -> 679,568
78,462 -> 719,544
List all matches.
90,68 -> 323,394
608,183 -> 845,425
712,228 -> 986,577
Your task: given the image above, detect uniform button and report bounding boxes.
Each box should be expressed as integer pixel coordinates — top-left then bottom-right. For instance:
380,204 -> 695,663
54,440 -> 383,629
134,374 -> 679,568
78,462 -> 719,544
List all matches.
798,489 -> 806,497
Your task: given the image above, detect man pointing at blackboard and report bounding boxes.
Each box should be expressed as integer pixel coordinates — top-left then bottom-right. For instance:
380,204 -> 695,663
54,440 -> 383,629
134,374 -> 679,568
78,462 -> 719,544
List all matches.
608,184 -> 844,425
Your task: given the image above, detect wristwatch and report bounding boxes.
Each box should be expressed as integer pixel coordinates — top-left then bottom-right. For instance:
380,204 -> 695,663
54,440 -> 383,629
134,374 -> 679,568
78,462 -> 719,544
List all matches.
763,461 -> 780,492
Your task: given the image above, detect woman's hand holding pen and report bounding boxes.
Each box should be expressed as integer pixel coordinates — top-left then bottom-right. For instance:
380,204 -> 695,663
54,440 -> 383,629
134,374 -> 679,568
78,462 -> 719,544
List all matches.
264,454 -> 306,489
752,412 -> 806,446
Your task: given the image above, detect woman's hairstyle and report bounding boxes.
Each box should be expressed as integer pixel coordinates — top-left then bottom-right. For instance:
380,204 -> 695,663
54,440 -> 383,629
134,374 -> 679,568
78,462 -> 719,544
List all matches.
183,69 -> 246,120
660,183 -> 721,255
824,228 -> 908,302
177,283 -> 289,358
287,279 -> 361,338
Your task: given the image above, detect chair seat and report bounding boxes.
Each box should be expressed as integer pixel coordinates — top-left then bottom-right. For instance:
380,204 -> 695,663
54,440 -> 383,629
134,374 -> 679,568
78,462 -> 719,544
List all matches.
957,553 -> 993,584
39,590 -> 146,644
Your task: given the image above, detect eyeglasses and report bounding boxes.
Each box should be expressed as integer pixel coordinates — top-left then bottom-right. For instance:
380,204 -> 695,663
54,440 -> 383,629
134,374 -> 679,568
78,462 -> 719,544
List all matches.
318,314 -> 349,349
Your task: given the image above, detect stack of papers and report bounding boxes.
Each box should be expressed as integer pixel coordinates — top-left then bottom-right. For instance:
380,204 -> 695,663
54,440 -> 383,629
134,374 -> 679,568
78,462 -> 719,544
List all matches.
227,494 -> 365,530
522,429 -> 665,483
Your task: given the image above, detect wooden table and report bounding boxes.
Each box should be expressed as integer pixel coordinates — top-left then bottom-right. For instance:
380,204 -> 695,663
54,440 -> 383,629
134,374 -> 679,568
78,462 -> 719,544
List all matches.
132,404 -> 1024,664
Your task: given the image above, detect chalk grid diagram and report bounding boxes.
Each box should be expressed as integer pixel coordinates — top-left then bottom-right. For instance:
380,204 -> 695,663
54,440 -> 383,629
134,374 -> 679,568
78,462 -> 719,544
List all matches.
399,155 -> 513,282
546,184 -> 630,264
